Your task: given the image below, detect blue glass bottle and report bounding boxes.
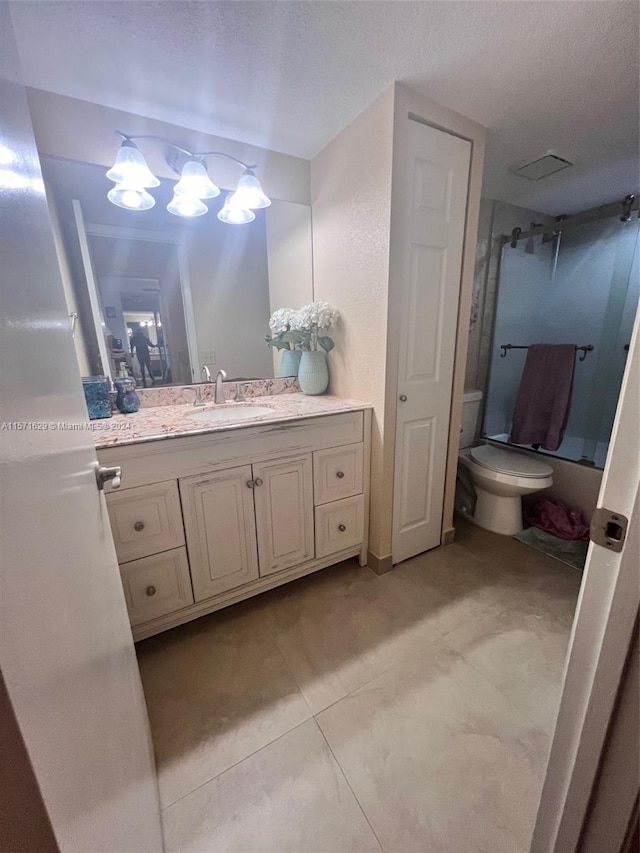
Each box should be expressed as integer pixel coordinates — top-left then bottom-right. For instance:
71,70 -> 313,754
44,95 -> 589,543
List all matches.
114,376 -> 140,414
82,376 -> 112,419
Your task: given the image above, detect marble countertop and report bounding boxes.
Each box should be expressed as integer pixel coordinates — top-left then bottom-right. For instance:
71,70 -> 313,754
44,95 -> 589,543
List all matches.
93,393 -> 372,449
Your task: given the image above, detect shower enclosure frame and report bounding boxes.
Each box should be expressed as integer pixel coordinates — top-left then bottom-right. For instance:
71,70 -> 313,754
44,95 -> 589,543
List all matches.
482,192 -> 639,469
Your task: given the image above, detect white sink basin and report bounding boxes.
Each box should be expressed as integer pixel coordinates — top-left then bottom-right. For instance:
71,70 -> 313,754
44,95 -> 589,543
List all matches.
186,405 -> 276,424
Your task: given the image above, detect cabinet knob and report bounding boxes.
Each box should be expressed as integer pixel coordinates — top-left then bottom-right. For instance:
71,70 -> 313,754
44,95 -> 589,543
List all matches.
254,478 -> 263,487
336,471 -> 345,479
146,586 -> 156,597
399,394 -> 408,402
338,524 -> 347,532
246,480 -> 255,489
134,521 -> 145,532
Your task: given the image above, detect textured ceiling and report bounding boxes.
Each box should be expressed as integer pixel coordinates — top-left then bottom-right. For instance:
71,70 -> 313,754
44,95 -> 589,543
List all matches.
10,1 -> 640,214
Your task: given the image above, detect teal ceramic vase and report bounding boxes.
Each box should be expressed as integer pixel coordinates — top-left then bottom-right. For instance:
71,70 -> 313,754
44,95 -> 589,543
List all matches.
298,351 -> 329,395
278,349 -> 302,377
279,349 -> 302,377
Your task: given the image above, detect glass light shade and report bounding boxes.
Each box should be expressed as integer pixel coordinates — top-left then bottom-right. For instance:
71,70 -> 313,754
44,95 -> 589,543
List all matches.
174,160 -> 220,199
217,192 -> 256,224
107,184 -> 156,210
167,193 -> 208,218
106,141 -> 160,188
230,169 -> 271,210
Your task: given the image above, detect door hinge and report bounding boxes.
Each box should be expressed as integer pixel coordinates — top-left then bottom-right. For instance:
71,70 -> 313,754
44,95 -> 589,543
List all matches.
590,507 -> 628,553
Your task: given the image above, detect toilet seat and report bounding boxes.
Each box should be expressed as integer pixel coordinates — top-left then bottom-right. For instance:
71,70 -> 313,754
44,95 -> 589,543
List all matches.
469,445 -> 553,479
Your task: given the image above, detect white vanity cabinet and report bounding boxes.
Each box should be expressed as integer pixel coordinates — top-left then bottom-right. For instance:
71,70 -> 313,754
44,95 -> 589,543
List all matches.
98,408 -> 371,640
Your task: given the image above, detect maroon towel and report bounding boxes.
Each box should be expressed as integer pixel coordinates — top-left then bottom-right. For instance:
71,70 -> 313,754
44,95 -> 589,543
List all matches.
510,344 -> 575,451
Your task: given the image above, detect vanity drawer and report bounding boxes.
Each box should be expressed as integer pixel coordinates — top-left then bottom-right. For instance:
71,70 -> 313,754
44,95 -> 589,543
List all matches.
315,495 -> 365,558
106,480 -> 185,563
313,444 -> 364,505
120,547 -> 194,627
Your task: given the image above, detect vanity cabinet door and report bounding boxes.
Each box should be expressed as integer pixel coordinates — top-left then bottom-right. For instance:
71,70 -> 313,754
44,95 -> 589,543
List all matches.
180,466 -> 259,601
253,454 -> 314,576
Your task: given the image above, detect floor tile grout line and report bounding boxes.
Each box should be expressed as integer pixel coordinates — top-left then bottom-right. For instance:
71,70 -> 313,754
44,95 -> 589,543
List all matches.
313,718 -> 387,853
299,601 -> 511,719
270,629 -> 317,718
438,633 -> 555,737
160,717 -> 313,812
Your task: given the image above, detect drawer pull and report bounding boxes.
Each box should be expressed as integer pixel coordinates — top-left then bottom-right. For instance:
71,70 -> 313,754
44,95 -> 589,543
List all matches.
336,471 -> 345,479
134,521 -> 145,532
146,585 -> 156,597
338,524 -> 347,532
254,478 -> 264,487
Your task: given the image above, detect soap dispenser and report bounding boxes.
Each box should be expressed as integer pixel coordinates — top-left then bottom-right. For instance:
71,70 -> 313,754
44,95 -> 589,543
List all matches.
114,365 -> 140,414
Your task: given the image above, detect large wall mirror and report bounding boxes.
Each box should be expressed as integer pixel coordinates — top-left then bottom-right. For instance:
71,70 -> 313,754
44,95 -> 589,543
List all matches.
43,156 -> 313,386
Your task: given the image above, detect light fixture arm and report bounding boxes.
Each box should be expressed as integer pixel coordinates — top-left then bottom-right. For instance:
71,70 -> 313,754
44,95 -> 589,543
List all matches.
114,131 -> 256,171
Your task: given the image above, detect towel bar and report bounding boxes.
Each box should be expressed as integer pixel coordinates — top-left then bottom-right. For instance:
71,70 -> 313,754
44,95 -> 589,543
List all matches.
499,344 -> 594,361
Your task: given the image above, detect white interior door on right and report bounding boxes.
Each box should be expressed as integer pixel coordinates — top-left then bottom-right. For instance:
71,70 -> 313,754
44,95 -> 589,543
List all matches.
392,119 -> 471,563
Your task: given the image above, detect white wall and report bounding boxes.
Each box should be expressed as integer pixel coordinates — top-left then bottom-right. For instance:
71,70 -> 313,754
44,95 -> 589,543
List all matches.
311,87 -> 395,560
312,83 -> 486,562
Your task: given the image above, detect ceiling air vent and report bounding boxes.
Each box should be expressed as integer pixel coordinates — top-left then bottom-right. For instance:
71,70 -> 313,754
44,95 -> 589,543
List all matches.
511,151 -> 573,181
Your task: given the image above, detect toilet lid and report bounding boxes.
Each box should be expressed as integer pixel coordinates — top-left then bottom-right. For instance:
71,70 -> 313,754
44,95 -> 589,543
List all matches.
470,445 -> 553,478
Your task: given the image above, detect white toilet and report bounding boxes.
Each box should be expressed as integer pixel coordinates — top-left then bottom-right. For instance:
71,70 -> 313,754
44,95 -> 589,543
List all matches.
458,390 -> 553,535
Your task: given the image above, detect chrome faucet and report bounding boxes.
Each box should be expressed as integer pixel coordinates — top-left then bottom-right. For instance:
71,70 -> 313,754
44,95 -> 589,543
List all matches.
202,364 -> 212,383
215,369 -> 227,403
183,386 -> 205,407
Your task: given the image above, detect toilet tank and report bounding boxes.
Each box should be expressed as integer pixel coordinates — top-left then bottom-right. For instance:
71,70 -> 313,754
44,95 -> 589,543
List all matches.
459,389 -> 483,449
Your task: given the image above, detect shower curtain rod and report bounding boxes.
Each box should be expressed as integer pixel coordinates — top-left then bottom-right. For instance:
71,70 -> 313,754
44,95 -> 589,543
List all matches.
501,194 -> 639,246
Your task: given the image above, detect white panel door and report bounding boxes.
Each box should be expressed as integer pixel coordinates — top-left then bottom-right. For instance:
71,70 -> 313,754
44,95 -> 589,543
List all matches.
253,454 -> 314,576
0,10 -> 163,849
180,466 -> 259,601
392,119 -> 471,563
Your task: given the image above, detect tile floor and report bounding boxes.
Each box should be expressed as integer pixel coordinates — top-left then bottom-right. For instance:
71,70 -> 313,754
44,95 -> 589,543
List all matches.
136,517 -> 582,853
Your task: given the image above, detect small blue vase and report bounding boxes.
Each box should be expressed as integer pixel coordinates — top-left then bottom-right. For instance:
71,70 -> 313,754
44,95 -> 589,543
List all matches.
279,349 -> 302,377
298,351 -> 329,395
114,377 -> 140,414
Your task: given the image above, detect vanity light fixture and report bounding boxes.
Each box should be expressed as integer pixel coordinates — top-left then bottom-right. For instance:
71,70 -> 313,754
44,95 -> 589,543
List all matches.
167,193 -> 208,218
105,132 -> 270,223
230,168 -> 271,210
107,185 -> 156,211
217,192 -> 256,224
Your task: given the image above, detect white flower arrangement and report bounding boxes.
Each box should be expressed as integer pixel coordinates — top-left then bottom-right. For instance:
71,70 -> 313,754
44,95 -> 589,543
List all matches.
266,302 -> 340,353
268,307 -> 296,336
293,302 -> 340,334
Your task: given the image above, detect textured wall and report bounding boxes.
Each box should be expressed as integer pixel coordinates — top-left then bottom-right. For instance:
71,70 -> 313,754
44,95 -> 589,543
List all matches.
311,88 -> 395,559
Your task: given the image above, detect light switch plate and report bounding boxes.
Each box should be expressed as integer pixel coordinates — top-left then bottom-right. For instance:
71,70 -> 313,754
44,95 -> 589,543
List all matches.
200,350 -> 216,365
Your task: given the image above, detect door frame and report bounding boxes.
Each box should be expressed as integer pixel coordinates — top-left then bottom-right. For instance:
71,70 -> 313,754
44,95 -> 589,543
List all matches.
80,219 -> 200,382
531,305 -> 640,852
